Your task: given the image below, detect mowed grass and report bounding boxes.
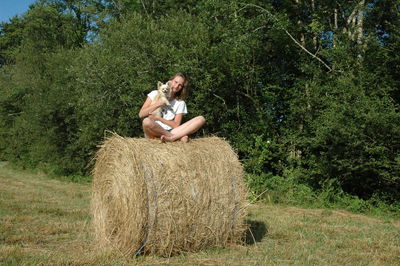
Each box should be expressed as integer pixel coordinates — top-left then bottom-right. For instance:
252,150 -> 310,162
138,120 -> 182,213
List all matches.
0,161 -> 399,265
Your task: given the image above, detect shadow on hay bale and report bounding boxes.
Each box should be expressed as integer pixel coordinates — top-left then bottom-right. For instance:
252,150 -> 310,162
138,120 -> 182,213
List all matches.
91,134 -> 249,257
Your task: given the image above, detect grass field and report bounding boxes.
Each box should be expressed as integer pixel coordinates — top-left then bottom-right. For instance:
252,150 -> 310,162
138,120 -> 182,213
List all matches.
1,161 -> 399,265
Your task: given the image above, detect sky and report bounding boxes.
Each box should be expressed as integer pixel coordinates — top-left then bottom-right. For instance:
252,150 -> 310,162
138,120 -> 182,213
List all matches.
0,0 -> 37,23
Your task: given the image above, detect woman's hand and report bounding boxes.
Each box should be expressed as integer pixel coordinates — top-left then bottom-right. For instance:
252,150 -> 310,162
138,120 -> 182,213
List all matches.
148,113 -> 161,121
139,97 -> 166,118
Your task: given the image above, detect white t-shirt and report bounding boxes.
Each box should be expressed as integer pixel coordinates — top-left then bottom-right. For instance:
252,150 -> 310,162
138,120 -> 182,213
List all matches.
147,90 -> 187,130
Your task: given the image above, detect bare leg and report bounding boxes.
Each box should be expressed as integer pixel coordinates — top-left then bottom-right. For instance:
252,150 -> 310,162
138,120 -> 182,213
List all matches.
142,118 -> 172,139
161,116 -> 205,142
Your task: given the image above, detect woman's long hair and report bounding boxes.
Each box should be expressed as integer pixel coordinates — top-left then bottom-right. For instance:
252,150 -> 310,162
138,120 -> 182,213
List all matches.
170,72 -> 189,100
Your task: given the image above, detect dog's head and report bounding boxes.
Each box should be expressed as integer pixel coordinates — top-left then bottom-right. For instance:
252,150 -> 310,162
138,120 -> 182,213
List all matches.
157,81 -> 171,97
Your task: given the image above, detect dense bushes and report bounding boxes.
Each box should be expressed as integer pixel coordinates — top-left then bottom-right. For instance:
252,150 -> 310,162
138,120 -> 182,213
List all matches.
0,0 -> 399,204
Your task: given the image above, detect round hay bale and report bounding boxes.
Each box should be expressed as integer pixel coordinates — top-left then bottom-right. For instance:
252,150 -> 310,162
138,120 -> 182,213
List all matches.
91,135 -> 248,257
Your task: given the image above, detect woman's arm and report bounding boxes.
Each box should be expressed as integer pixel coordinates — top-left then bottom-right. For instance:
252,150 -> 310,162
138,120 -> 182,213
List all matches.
138,97 -> 165,118
149,113 -> 184,129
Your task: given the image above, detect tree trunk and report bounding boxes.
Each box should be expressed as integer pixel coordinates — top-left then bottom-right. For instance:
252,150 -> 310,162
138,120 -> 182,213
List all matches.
294,0 -> 306,46
343,0 -> 365,62
311,0 -> 317,50
356,0 -> 365,62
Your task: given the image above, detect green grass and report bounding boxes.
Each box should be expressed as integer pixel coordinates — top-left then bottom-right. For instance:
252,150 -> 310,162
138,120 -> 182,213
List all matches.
0,161 -> 399,265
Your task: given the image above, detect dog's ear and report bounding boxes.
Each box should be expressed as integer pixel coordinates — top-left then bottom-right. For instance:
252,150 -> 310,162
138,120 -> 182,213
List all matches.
157,81 -> 162,88
166,81 -> 171,88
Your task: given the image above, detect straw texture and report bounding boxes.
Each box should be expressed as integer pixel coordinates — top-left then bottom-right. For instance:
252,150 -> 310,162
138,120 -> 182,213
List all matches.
91,135 -> 248,257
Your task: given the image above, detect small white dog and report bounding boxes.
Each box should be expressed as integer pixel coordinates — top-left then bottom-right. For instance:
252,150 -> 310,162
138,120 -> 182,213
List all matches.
152,81 -> 171,117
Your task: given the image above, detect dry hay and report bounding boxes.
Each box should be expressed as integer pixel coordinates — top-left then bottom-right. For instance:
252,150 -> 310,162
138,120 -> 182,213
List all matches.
91,135 -> 248,257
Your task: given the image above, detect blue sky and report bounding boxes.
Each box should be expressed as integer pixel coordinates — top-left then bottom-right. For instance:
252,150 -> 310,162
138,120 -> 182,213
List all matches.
0,0 -> 37,23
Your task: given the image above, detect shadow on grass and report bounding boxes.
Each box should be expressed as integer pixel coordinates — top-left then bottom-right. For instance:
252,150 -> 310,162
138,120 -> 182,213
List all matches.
244,220 -> 268,245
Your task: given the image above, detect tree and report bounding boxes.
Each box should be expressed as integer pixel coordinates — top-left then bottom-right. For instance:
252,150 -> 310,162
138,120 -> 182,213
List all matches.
0,0 -> 399,202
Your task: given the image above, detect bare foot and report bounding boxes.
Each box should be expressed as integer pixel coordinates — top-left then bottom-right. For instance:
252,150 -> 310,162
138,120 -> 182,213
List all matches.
160,135 -> 174,142
180,136 -> 189,143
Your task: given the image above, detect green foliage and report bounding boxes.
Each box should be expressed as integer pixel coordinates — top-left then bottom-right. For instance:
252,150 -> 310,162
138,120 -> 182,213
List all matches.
0,0 -> 399,205
279,71 -> 400,202
246,172 -> 316,206
64,11 -> 213,168
0,3 -> 89,175
309,85 -> 399,200
0,17 -> 25,65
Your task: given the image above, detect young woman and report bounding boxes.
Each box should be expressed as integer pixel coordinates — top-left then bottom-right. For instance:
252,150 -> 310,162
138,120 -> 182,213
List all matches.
138,73 -> 205,142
